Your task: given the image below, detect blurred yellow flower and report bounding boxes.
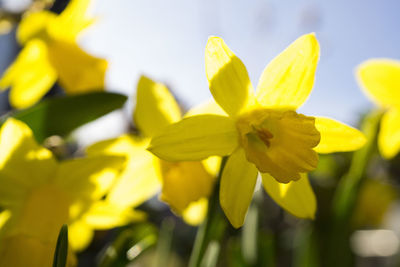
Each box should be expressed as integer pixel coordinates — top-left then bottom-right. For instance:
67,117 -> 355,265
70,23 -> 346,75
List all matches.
357,59 -> 400,159
353,179 -> 397,227
149,34 -> 366,228
88,76 -> 218,225
0,0 -> 107,109
0,118 -> 143,267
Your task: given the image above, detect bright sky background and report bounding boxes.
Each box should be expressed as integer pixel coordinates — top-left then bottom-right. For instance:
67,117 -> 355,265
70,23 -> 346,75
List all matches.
1,0 -> 400,144
80,0 -> 400,125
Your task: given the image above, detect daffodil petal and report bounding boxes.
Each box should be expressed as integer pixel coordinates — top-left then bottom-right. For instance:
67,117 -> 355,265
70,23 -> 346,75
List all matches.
0,233 -> 77,267
0,40 -> 57,109
202,156 -> 221,176
357,59 -> 400,107
220,148 -> 258,228
68,220 -> 94,252
49,0 -> 94,41
182,198 -> 208,226
160,160 -> 215,213
82,201 -> 145,230
134,76 -> 181,137
87,134 -> 149,156
107,151 -> 161,208
256,33 -> 319,109
47,40 -> 107,93
149,115 -> 238,161
55,156 -> 126,202
379,109 -> 400,159
87,135 -> 160,207
205,37 -> 255,116
314,117 -> 366,153
0,210 -> 11,229
261,173 -> 316,219
0,119 -> 57,208
17,11 -> 56,44
184,99 -> 227,118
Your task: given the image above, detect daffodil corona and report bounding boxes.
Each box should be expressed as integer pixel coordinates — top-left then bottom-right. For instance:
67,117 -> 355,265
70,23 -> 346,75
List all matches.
357,59 -> 400,159
0,0 -> 107,108
0,118 -> 142,267
149,34 -> 366,228
87,76 -> 218,225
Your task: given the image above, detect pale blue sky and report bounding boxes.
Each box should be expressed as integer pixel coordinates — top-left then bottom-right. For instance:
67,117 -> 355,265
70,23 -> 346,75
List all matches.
79,0 -> 400,125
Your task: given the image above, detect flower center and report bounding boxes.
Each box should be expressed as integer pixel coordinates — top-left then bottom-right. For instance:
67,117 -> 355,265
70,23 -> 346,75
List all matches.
236,108 -> 320,183
252,125 -> 274,147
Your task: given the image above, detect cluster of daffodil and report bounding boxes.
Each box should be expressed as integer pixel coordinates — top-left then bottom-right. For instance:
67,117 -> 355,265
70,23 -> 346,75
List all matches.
0,0 -> 106,108
1,0 -> 400,266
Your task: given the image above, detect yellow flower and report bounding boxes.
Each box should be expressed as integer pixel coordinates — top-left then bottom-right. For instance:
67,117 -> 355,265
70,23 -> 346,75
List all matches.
0,0 -> 107,109
0,118 -> 143,267
353,179 -> 397,227
357,59 -> 400,159
149,34 -> 366,228
87,76 -> 217,225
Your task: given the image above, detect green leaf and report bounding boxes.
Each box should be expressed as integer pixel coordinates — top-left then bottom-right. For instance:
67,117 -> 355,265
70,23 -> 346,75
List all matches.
0,92 -> 127,143
53,224 -> 68,267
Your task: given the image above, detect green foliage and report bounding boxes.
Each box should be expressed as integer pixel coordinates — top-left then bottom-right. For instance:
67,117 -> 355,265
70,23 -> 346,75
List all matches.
0,92 -> 127,143
52,224 -> 68,267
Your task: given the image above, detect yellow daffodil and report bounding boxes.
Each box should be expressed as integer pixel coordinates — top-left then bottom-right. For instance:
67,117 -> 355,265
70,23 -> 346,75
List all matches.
353,179 -> 397,227
87,76 -> 218,225
357,59 -> 400,159
0,118 -> 143,267
0,0 -> 107,109
149,34 -> 366,228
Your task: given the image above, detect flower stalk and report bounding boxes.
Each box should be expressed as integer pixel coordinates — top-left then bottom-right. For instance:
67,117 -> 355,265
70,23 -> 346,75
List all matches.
189,157 -> 228,267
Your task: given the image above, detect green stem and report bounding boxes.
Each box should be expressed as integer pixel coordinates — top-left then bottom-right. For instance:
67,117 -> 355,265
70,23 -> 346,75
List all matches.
326,110 -> 382,267
189,157 -> 228,267
154,218 -> 175,267
332,110 -> 382,224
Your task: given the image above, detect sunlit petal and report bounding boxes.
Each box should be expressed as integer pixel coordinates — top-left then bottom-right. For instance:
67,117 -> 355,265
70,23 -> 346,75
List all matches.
47,40 -> 107,93
50,0 -> 94,41
256,33 -> 319,109
0,119 -> 57,208
379,109 -> 400,159
134,76 -> 181,137
149,115 -> 238,161
55,156 -> 126,202
107,150 -> 161,208
220,148 -> 258,228
182,198 -> 208,226
205,36 -> 255,116
160,161 -> 215,213
0,40 -> 57,109
87,134 -> 149,156
68,220 -> 94,252
314,117 -> 366,153
17,11 -> 56,44
262,173 -> 316,219
357,59 -> 400,108
184,99 -> 227,117
82,201 -> 145,229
